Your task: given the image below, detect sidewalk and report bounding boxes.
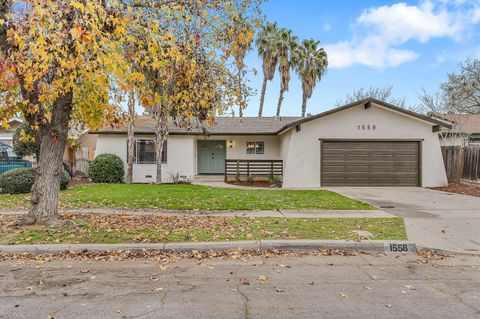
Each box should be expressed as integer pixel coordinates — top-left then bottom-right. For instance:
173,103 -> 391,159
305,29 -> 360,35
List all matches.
0,207 -> 395,218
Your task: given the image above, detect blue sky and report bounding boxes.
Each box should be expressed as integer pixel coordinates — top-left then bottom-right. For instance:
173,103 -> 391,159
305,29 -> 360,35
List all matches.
241,0 -> 480,117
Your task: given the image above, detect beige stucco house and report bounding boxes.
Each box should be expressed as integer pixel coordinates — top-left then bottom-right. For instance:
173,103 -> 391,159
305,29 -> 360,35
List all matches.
93,98 -> 451,188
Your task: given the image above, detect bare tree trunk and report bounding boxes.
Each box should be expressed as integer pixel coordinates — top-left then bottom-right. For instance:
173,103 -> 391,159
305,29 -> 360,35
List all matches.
154,106 -> 168,184
126,90 -> 135,184
301,91 -> 308,117
276,88 -> 285,117
10,91 -> 73,227
237,69 -> 244,117
258,76 -> 268,117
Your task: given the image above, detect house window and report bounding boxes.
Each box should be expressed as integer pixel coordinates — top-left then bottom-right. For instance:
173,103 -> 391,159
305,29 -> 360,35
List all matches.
131,139 -> 167,164
246,141 -> 264,155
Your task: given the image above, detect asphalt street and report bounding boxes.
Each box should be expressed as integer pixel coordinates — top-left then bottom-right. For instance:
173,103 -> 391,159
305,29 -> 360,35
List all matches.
1,253 -> 479,319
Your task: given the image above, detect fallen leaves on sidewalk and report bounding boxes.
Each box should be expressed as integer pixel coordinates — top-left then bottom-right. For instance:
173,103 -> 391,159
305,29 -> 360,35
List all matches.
240,277 -> 250,285
257,274 -> 268,283
416,250 -> 454,263
339,292 -> 348,299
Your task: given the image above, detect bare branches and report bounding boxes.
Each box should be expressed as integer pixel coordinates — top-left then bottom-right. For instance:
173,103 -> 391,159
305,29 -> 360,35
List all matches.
335,85 -> 413,110
441,59 -> 480,114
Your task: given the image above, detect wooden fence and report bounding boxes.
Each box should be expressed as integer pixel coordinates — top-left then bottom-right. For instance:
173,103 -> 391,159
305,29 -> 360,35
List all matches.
225,159 -> 283,182
463,145 -> 480,181
441,146 -> 480,183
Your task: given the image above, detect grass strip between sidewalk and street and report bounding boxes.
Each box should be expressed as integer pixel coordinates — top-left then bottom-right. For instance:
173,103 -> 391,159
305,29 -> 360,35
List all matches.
0,214 -> 406,245
0,184 -> 374,211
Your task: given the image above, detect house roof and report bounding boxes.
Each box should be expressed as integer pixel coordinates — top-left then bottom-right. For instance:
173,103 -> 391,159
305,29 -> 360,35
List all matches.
94,98 -> 451,136
95,116 -> 302,135
431,114 -> 480,134
277,98 -> 452,134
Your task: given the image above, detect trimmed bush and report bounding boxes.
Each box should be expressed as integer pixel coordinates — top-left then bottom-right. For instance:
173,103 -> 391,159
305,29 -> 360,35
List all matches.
0,167 -> 70,194
88,153 -> 124,183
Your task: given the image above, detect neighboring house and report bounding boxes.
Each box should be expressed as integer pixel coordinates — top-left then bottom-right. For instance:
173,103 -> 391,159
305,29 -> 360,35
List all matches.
63,130 -> 98,176
430,114 -> 480,146
0,118 -> 22,146
93,98 -> 451,188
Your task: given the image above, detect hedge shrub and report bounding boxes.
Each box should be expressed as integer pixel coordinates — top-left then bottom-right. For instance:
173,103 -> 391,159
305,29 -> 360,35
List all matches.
88,153 -> 124,183
0,167 -> 70,194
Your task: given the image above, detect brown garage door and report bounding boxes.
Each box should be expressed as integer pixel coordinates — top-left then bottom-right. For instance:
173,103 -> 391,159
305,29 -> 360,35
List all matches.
321,141 -> 420,186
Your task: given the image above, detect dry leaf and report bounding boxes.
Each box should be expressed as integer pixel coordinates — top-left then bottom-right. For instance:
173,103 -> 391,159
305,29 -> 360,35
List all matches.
240,277 -> 250,285
257,275 -> 268,283
276,288 -> 284,292
339,292 -> 348,299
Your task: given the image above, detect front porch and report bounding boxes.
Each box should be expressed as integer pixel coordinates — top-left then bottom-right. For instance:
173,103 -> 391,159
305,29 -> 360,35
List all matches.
195,137 -> 284,183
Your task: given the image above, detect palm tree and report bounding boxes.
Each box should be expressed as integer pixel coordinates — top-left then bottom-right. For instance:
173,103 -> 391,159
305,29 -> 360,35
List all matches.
273,28 -> 298,117
294,39 -> 328,117
255,22 -> 279,117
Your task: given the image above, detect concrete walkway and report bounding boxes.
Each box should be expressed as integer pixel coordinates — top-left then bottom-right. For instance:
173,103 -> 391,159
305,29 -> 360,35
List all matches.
328,187 -> 480,254
0,207 -> 395,218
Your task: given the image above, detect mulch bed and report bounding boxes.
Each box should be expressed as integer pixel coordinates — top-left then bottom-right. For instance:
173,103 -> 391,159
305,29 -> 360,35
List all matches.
432,182 -> 480,197
226,181 -> 281,188
68,176 -> 92,188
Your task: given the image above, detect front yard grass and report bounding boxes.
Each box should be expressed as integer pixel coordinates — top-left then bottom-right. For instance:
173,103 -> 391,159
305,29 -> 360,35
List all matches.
0,183 -> 374,211
0,214 -> 406,244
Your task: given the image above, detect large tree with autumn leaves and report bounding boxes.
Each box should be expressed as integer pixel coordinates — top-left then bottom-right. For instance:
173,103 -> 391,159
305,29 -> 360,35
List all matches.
0,0 -> 262,226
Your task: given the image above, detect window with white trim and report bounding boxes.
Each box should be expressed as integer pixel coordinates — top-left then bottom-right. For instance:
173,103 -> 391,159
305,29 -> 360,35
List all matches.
246,141 -> 264,155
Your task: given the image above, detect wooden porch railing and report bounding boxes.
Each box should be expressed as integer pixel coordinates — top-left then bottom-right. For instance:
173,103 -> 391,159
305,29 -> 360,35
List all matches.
225,159 -> 283,181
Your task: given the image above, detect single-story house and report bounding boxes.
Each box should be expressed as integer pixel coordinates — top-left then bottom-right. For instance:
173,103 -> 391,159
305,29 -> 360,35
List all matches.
92,98 -> 451,187
430,114 -> 480,146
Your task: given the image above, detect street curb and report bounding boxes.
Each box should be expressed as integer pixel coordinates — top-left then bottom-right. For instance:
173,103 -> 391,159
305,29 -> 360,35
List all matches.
0,240 -> 417,255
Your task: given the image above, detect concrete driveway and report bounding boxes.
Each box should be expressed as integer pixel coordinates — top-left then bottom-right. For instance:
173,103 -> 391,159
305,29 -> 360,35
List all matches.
327,187 -> 480,254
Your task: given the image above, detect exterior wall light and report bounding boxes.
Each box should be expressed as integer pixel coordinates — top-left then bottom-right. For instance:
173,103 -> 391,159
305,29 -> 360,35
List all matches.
228,140 -> 234,148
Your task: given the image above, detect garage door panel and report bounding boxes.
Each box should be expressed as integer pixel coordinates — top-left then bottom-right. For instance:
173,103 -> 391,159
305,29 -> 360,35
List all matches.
322,142 -> 346,150
346,165 -> 369,172
322,165 -> 346,173
346,142 -> 370,149
370,154 -> 394,161
321,141 -> 419,187
346,154 -> 369,161
396,154 -> 418,161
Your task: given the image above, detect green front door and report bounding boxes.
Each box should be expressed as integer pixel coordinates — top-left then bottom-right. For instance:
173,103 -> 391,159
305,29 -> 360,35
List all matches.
197,140 -> 226,174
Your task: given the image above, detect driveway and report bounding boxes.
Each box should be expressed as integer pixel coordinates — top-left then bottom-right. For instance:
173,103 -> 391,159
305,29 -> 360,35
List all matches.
327,187 -> 480,253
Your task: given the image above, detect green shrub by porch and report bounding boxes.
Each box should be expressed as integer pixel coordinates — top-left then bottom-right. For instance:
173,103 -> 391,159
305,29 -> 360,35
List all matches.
0,167 -> 70,194
88,153 -> 124,183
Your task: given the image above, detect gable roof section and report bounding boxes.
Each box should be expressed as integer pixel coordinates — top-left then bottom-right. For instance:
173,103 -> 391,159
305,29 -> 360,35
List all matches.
96,116 -> 302,135
431,114 -> 480,134
277,98 -> 452,134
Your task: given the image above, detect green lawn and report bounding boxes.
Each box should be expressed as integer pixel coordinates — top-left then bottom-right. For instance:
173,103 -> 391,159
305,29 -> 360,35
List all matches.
0,214 -> 406,244
0,184 -> 374,211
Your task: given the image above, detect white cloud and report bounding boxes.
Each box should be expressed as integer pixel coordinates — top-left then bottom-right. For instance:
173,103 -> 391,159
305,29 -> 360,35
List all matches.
326,0 -> 480,68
